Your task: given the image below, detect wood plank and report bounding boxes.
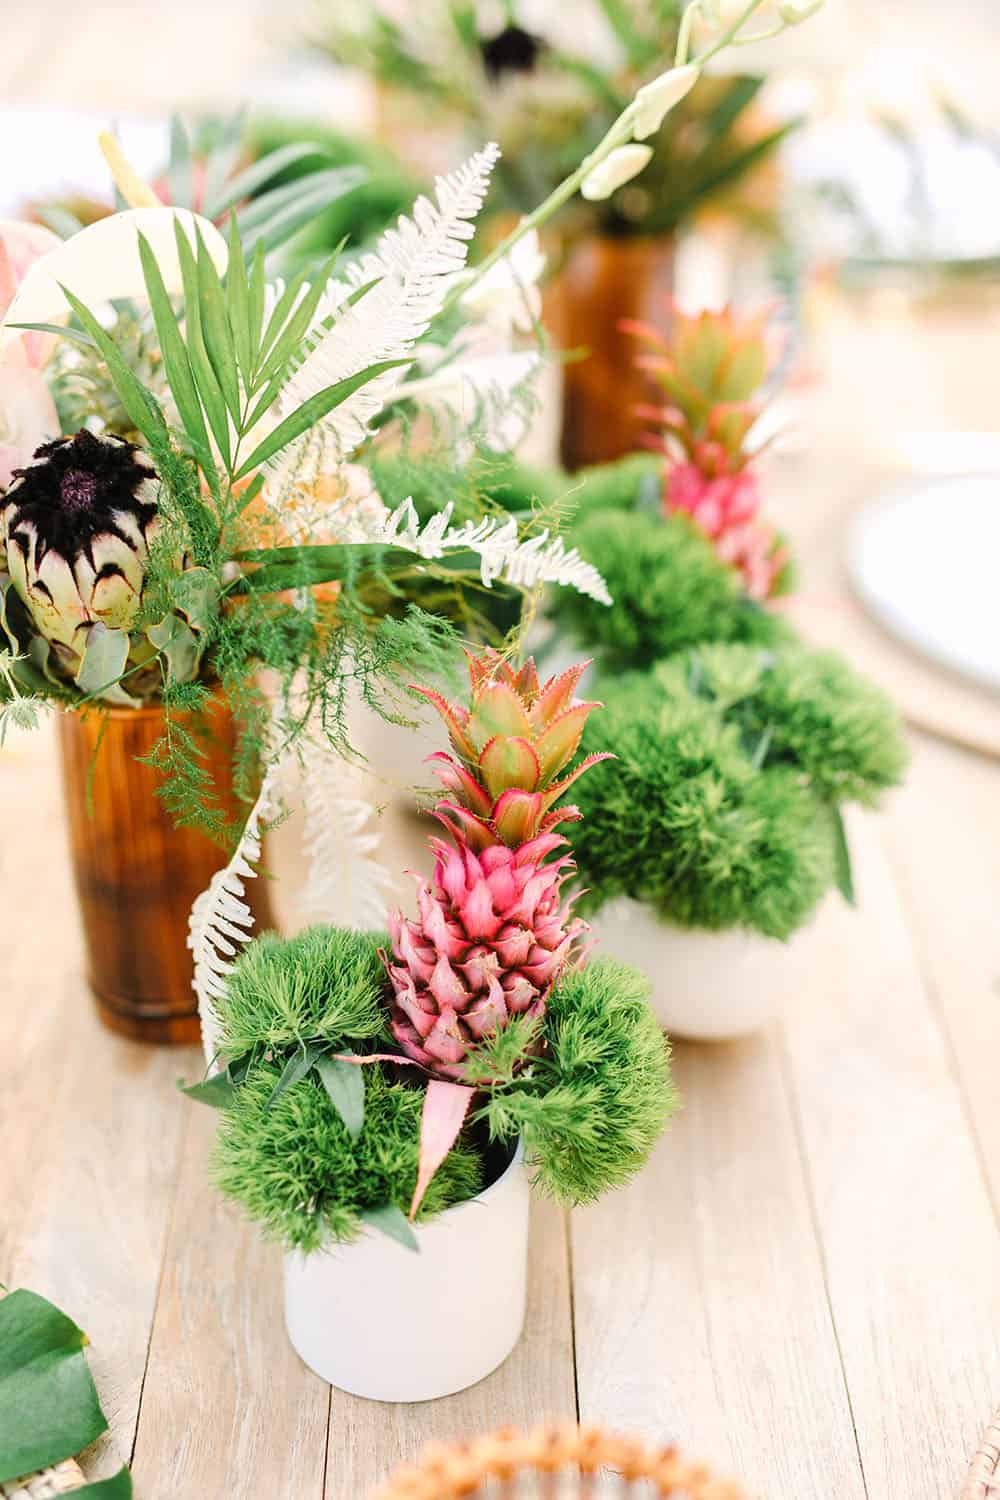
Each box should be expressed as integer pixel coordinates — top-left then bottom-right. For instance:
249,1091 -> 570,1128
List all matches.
129,1102 -> 331,1497
779,808 -> 1000,1500
883,731 -> 1000,1197
571,1029 -> 866,1500
0,725 -> 190,1478
324,1200 -> 576,1499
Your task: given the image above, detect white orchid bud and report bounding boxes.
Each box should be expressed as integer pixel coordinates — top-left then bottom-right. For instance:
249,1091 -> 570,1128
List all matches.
778,0 -> 825,23
631,64 -> 700,140
580,144 -> 654,201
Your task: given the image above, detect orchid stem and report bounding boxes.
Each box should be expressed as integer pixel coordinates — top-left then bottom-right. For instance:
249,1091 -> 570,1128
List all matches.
693,0 -> 773,66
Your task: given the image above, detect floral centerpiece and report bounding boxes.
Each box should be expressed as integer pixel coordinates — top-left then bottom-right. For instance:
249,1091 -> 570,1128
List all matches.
191,650 -> 676,1401
314,0 -> 826,465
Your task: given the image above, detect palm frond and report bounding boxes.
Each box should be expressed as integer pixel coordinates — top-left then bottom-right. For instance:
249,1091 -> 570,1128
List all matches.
274,144 -> 501,465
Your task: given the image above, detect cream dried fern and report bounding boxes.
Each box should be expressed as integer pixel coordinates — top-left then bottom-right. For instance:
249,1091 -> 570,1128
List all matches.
297,734 -> 393,931
273,144 -> 501,466
188,764 -> 279,1069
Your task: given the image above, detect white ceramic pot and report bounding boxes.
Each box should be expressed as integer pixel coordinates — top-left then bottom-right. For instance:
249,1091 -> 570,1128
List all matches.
283,1142 -> 528,1401
590,897 -> 819,1041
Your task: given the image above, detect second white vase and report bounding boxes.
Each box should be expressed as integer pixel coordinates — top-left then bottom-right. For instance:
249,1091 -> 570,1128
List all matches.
589,897 -> 821,1041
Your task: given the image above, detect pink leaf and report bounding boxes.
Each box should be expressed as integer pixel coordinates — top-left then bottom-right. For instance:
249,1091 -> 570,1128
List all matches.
410,1081 -> 475,1220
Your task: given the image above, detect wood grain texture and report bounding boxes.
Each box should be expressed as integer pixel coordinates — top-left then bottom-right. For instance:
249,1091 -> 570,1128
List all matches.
323,1200 -> 577,1499
129,1103 -> 331,1498
572,1033 -> 866,1500
778,808 -> 1000,1500
0,727 -> 191,1479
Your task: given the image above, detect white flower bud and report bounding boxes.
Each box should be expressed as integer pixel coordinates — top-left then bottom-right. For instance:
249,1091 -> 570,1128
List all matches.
631,64 -> 700,140
778,0 -> 825,23
580,144 -> 654,201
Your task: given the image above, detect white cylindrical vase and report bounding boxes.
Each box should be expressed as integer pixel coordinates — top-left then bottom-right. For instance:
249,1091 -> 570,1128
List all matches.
283,1142 -> 528,1402
590,898 -> 819,1041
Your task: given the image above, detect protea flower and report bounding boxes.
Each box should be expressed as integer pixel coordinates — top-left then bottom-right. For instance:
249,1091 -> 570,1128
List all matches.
384,650 -> 608,1085
413,649 -> 614,851
0,429 -> 159,679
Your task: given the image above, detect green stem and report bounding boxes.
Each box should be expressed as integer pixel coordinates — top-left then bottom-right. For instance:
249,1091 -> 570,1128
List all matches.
693,0 -> 773,66
730,22 -> 787,43
675,0 -> 703,65
440,111 -> 637,316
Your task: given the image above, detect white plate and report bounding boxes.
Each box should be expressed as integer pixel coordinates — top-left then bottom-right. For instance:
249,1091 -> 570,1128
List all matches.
848,475 -> 1000,694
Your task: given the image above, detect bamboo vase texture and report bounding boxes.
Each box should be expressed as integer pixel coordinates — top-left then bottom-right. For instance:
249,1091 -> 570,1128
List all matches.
57,698 -> 271,1045
549,233 -> 675,470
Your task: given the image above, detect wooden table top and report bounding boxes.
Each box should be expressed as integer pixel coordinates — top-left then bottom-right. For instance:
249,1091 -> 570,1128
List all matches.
2,90 -> 1000,1482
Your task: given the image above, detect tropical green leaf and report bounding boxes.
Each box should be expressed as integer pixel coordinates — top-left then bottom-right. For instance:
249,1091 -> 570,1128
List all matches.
56,286 -> 167,449
248,242 -> 266,365
173,221 -> 232,469
8,321 -> 97,350
225,214 -> 253,386
76,625 -> 130,700
195,227 -> 241,424
265,1043 -> 322,1112
74,1468 -> 133,1497
136,231 -> 218,490
362,1203 -> 419,1252
0,1290 -> 107,1482
236,168 -> 366,255
179,1072 -> 238,1108
830,803 -> 855,906
233,358 -> 408,479
315,1054 -> 365,1141
206,141 -> 332,220
253,249 -> 343,391
167,115 -> 194,209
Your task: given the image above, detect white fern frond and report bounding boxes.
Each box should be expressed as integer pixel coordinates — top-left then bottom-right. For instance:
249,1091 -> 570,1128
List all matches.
297,735 -> 393,931
273,144 -> 501,469
379,499 -> 614,605
188,765 -> 280,1069
391,349 -> 541,454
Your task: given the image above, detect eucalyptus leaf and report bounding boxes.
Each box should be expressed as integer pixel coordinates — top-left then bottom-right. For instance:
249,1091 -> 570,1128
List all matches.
146,615 -> 200,685
362,1203 -> 420,1253
169,566 -> 220,633
77,624 -> 130,700
315,1054 -> 365,1141
0,1290 -> 107,1482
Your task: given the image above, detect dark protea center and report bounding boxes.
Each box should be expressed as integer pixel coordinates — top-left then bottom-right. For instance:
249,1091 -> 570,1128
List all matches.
5,429 -> 158,568
480,24 -> 546,81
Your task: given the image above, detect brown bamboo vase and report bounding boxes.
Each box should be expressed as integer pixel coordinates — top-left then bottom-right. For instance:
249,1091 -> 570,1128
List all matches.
547,233 -> 676,471
57,697 -> 272,1045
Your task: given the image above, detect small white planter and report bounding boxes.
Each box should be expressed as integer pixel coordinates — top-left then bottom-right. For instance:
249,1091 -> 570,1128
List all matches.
283,1142 -> 528,1401
590,898 -> 819,1041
